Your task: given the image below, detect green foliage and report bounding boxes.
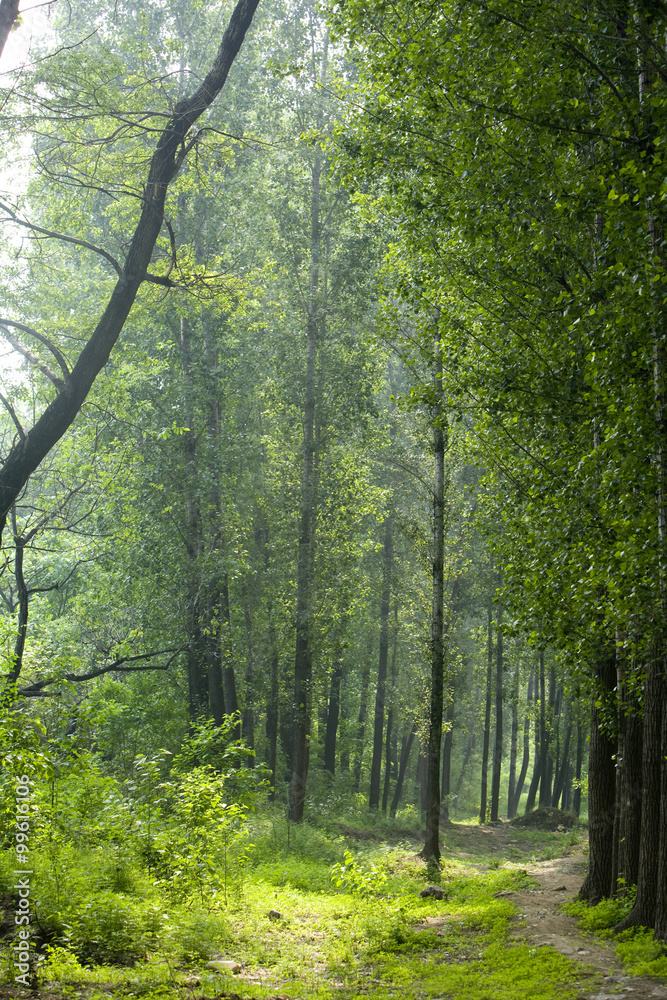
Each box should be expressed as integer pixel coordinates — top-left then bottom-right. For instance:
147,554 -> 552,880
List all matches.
330,848 -> 389,896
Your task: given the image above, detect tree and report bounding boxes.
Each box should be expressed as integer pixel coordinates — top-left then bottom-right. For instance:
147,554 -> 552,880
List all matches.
0,0 -> 261,543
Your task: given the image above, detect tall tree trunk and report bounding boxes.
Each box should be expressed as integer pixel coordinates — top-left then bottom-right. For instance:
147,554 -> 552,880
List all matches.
525,659 -> 542,813
573,715 -> 584,817
288,134 -> 324,822
537,651 -> 549,807
422,315 -> 446,861
382,608 -> 399,814
509,670 -> 533,818
440,717 -> 453,823
369,515 -> 393,810
507,661 -> 519,820
243,600 -> 254,756
352,639 -> 373,791
579,651 -> 617,905
479,598 -> 493,823
390,721 -> 416,818
616,644 -> 664,929
178,316 -> 207,721
324,658 -> 343,775
551,699 -> 572,808
490,598 -> 503,822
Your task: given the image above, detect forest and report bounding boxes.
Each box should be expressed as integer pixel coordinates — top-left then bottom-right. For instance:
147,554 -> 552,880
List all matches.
0,0 -> 666,997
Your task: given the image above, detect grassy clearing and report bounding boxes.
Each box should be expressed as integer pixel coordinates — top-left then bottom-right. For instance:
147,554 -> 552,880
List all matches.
0,809 -> 600,1000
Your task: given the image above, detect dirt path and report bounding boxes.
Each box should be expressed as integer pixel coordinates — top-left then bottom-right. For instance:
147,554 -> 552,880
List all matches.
500,848 -> 667,1000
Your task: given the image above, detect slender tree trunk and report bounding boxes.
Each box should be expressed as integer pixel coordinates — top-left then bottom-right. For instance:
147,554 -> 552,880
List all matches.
422,314 -> 446,860
480,598 -> 493,823
507,661 -> 519,820
382,608 -> 399,814
490,597 -> 503,822
390,722 -> 416,818
573,716 -> 584,817
353,640 -> 372,791
288,135 -> 324,822
509,671 -> 533,818
369,515 -> 393,810
324,658 -> 343,775
525,660 -> 542,813
440,719 -> 453,823
243,601 -> 254,756
537,651 -> 549,807
266,610 -> 279,801
551,700 -> 572,808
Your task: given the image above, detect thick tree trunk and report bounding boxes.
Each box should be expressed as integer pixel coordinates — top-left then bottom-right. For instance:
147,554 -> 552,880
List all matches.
579,652 -> 617,905
0,0 -> 261,543
0,0 -> 20,60
616,645 -> 664,929
369,515 -> 393,810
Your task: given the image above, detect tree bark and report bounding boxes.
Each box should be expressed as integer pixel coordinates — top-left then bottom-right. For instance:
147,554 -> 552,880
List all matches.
352,639 -> 373,791
422,310 -> 445,862
490,597 -> 503,822
382,608 -> 399,814
579,651 -> 617,905
512,670 -> 533,818
390,721 -> 416,818
324,658 -> 343,775
369,514 -> 393,810
479,597 -> 493,823
0,0 -> 20,60
0,0 -> 261,544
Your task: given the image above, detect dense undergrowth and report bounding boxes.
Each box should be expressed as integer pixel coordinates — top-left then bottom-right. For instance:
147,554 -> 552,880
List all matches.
0,723 -> 665,998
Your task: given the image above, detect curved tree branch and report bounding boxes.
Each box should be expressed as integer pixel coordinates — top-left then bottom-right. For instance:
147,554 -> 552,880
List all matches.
0,0 -> 261,544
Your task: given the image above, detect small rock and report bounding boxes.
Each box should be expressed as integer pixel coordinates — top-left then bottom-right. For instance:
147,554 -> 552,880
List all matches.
268,909 -> 282,920
207,959 -> 242,974
419,885 -> 447,899
553,885 -> 568,891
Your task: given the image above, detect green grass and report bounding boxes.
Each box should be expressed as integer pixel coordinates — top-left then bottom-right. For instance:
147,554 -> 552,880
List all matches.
565,895 -> 667,979
2,811 -> 598,1000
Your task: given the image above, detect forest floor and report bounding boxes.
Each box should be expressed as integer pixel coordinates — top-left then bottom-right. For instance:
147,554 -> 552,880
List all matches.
458,822 -> 667,1000
2,816 -> 666,1000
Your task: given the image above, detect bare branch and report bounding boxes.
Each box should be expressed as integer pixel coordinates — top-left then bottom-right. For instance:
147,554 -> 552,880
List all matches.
0,200 -> 124,277
0,318 -> 71,379
0,392 -> 25,442
0,325 -> 65,389
16,646 -> 185,696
